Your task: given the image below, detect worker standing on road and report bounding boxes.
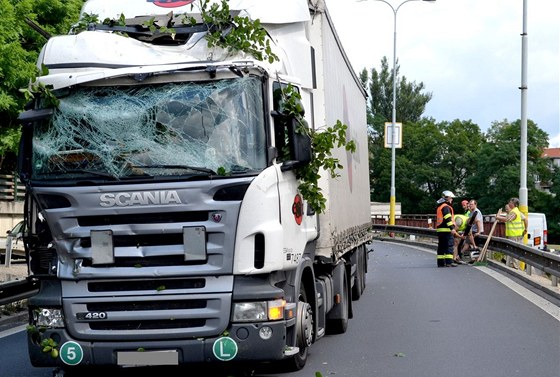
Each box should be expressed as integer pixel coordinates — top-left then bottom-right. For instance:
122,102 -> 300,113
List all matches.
436,190 -> 462,267
497,197 -> 527,269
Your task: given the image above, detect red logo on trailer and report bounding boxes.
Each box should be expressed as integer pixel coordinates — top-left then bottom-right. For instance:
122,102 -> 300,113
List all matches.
292,194 -> 303,225
150,0 -> 195,8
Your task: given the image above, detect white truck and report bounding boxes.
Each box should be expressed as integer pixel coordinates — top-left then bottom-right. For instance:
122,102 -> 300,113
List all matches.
17,0 -> 372,375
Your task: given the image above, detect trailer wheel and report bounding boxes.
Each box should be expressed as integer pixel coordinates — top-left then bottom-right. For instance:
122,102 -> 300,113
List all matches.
352,246 -> 366,300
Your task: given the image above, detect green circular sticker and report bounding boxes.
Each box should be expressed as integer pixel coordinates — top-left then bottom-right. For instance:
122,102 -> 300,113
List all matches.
59,341 -> 84,366
212,337 -> 238,361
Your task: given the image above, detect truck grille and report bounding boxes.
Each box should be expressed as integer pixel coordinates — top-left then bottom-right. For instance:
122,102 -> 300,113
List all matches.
88,278 -> 205,291
62,277 -> 232,340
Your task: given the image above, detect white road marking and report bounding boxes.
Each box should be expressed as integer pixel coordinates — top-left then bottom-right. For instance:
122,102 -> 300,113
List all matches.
403,242 -> 560,321
0,324 -> 26,338
475,266 -> 560,321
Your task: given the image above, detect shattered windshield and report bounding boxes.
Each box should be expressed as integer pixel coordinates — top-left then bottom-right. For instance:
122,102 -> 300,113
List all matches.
31,77 -> 267,181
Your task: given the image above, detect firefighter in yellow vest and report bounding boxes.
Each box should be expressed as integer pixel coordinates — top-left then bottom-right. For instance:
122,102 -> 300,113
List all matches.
436,191 -> 462,267
497,197 -> 527,269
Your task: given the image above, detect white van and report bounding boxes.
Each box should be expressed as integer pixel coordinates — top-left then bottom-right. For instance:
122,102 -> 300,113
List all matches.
527,212 -> 547,251
1,220 -> 25,264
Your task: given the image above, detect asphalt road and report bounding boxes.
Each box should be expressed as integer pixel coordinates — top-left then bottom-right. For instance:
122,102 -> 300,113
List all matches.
1,240 -> 559,377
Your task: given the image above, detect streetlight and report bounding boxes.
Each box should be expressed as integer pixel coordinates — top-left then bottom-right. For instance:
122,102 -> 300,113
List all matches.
372,0 -> 436,225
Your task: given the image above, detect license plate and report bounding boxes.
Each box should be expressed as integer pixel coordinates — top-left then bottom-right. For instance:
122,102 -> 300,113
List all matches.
117,350 -> 178,366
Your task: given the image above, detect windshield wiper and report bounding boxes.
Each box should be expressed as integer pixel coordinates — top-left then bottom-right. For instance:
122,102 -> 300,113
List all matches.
229,165 -> 253,174
130,165 -> 216,175
62,169 -> 119,180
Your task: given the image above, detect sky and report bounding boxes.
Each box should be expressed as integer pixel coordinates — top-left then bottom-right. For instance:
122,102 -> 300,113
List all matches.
324,0 -> 560,147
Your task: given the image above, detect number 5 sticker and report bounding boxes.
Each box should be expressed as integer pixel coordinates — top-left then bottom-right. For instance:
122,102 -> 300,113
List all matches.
59,341 -> 84,366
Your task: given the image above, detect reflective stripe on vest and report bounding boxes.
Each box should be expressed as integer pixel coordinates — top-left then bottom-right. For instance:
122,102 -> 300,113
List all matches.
505,207 -> 524,237
436,203 -> 455,232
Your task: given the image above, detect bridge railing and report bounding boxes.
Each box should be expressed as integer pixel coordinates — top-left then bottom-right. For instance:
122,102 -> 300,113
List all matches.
0,174 -> 25,201
372,214 -> 506,237
370,223 -> 560,288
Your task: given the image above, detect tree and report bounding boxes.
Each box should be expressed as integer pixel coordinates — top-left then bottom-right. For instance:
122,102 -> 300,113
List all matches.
373,117 -> 485,214
0,0 -> 84,173
465,119 -> 550,213
363,57 -> 556,218
544,166 -> 560,243
365,57 -> 439,213
368,57 -> 432,124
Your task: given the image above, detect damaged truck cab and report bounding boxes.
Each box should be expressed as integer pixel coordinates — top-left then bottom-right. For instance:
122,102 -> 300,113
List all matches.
17,0 -> 372,375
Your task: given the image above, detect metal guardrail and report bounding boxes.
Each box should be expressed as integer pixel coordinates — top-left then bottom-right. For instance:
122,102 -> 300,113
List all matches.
371,224 -> 560,282
0,174 -> 25,201
0,277 -> 38,306
372,215 -> 506,238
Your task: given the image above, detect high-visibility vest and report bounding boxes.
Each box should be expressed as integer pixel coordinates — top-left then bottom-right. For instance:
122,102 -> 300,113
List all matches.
436,203 -> 455,232
505,207 -> 525,237
454,214 -> 469,232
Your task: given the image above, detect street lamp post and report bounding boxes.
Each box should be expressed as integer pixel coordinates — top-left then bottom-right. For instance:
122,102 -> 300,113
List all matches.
373,0 -> 435,225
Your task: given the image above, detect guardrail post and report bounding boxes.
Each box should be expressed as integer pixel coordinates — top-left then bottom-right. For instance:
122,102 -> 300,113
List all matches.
13,174 -> 18,202
4,242 -> 12,268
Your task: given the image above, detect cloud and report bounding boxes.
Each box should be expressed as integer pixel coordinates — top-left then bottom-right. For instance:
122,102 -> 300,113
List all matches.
550,133 -> 560,148
324,0 -> 559,145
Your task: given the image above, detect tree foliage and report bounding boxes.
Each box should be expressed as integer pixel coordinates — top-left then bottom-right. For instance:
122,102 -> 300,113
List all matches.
0,0 -> 84,173
0,6 -> 559,241
363,57 -> 558,242
465,119 -> 551,211
368,56 -> 432,124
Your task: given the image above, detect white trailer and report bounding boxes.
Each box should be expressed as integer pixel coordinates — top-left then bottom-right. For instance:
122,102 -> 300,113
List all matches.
17,1 -> 372,375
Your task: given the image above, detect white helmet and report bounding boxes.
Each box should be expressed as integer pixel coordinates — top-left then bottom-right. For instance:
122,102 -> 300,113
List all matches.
442,190 -> 456,198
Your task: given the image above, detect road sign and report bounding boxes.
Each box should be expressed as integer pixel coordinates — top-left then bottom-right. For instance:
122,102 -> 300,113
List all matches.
384,122 -> 402,148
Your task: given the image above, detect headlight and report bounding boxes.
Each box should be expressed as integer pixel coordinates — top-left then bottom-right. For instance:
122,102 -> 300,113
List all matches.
33,308 -> 64,328
232,299 -> 285,322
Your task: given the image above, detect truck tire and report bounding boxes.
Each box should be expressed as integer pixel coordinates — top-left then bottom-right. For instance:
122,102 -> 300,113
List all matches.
352,245 -> 366,300
281,284 -> 313,371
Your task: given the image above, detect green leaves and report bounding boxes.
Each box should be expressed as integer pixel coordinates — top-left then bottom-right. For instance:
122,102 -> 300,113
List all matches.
279,84 -> 355,214
184,0 -> 278,63
40,337 -> 59,358
19,79 -> 59,108
296,120 -> 355,213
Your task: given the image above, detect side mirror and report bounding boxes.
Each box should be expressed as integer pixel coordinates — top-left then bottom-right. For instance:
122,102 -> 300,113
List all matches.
282,118 -> 312,171
17,108 -> 54,182
289,118 -> 312,164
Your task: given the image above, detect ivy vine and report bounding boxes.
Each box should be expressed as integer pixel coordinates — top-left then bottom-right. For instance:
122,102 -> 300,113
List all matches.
182,0 -> 278,63
20,71 -> 59,108
70,0 -> 278,64
279,85 -> 356,214
27,324 -> 59,359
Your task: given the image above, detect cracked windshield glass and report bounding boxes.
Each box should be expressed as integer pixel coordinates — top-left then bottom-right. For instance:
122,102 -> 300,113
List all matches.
32,76 -> 267,181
